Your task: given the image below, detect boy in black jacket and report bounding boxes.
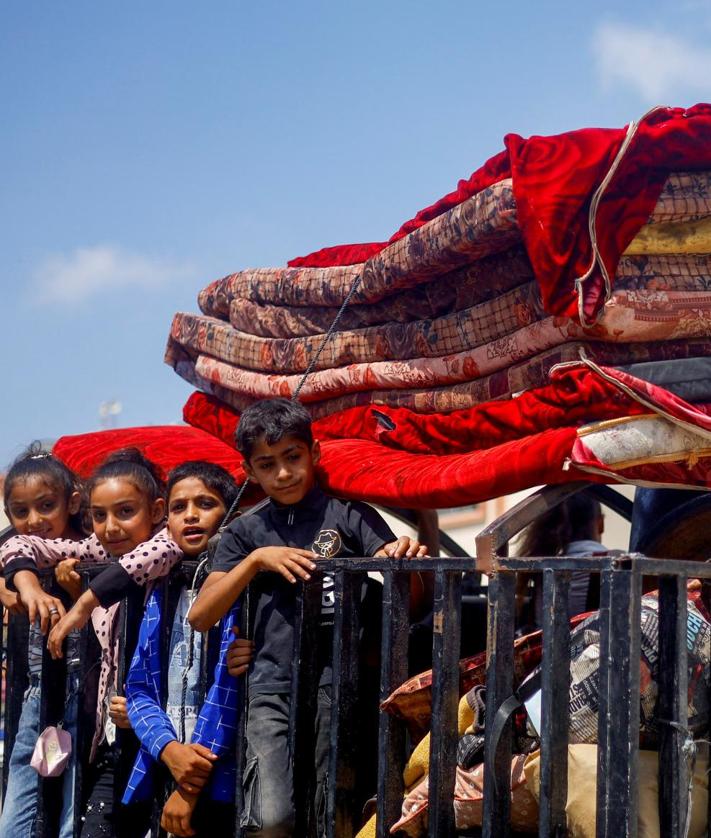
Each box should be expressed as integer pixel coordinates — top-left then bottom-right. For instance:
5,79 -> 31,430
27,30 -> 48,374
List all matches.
190,398 -> 426,838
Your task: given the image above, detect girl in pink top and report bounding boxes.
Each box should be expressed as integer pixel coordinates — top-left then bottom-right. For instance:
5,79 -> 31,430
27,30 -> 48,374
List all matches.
0,445 -> 85,838
2,448 -> 182,838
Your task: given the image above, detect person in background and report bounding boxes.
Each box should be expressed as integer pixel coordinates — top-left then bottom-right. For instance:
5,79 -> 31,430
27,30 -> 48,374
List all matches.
516,492 -> 606,629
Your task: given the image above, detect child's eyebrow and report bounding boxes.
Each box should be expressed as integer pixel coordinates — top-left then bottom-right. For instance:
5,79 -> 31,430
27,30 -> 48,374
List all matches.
91,497 -> 136,508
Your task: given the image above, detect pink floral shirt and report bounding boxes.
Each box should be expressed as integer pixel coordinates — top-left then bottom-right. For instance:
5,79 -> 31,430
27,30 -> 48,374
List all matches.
1,527 -> 181,758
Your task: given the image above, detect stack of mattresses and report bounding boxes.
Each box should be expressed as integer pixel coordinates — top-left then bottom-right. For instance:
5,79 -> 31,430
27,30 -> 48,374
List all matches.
159,105 -> 711,504
166,106 -> 711,420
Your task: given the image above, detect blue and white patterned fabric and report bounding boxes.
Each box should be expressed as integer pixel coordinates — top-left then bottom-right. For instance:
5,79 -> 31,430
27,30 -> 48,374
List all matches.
123,585 -> 240,804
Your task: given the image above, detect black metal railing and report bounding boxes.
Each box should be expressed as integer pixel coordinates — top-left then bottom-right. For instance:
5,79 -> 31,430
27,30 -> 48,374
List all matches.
0,484 -> 709,837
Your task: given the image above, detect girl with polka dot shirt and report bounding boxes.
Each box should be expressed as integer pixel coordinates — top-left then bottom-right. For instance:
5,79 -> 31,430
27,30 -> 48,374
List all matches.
2,448 -> 182,838
0,445 -> 85,838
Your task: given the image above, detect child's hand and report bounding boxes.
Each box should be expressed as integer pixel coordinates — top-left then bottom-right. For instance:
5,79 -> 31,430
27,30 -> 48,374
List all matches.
14,572 -> 66,633
109,696 -> 132,729
0,578 -> 25,617
379,536 -> 428,559
54,559 -> 82,601
161,741 -> 216,792
227,627 -> 254,677
250,546 -> 317,584
47,590 -> 98,659
161,788 -> 199,837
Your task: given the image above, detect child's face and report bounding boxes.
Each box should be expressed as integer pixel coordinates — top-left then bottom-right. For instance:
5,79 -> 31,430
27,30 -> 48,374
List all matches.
167,477 -> 226,557
5,476 -> 80,539
244,434 -> 320,506
90,477 -> 165,557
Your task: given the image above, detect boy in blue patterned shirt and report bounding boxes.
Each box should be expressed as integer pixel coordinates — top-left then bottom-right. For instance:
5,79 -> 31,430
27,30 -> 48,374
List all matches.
124,462 -> 252,838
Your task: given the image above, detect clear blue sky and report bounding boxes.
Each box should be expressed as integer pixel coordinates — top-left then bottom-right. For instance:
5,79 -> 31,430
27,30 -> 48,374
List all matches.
1,0 -> 709,467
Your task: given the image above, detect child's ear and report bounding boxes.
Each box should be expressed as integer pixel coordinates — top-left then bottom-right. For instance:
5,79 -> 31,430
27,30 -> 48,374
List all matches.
151,497 -> 166,525
242,460 -> 259,484
311,439 -> 321,466
67,491 -> 82,516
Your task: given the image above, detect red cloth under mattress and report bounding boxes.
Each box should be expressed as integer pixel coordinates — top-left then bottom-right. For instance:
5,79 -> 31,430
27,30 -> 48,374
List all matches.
182,367 -> 646,456
289,105 -> 711,322
54,364 -> 711,509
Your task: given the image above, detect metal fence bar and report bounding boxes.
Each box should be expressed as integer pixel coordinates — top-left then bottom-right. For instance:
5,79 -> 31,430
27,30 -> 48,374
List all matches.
539,568 -> 571,838
233,589 -> 250,838
482,570 -> 517,838
327,570 -> 362,838
149,574 -> 182,838
36,587 -> 70,838
657,574 -> 689,837
595,562 -> 641,838
375,570 -> 410,838
428,568 -> 463,838
0,602 -> 4,802
73,568 -> 103,837
291,577 -> 323,837
2,610 -> 29,802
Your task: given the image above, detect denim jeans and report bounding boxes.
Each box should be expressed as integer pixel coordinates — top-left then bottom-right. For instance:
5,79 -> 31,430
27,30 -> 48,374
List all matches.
166,587 -> 202,743
0,672 -> 79,838
241,687 -> 332,838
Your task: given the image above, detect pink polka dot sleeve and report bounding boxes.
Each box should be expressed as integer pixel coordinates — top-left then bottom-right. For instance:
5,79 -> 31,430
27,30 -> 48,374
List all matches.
115,527 -> 182,585
0,533 -> 99,572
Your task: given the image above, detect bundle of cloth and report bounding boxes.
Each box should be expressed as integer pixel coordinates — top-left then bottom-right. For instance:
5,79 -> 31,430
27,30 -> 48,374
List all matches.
58,106 -> 711,507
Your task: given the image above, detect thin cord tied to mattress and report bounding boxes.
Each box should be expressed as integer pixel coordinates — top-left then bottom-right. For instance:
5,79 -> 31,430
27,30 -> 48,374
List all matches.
218,270 -> 364,527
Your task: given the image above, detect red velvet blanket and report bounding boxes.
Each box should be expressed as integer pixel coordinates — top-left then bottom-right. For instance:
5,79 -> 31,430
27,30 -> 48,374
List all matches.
289,105 -> 711,322
53,363 -> 711,509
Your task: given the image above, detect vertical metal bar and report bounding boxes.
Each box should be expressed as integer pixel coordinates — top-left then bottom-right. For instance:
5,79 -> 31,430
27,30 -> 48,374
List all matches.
327,570 -> 362,838
0,601 -> 4,804
36,577 -> 71,838
482,571 -> 516,838
233,588 -> 250,838
73,569 -> 97,838
291,577 -> 322,837
657,574 -> 689,838
150,575 -> 177,838
376,570 -> 410,838
538,568 -> 570,838
595,561 -> 641,838
113,590 -> 144,824
2,609 -> 29,800
428,568 -> 463,838
112,598 -> 129,821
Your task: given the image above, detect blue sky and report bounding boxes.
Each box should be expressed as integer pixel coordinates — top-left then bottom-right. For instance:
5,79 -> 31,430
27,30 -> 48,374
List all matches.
1,0 -> 710,468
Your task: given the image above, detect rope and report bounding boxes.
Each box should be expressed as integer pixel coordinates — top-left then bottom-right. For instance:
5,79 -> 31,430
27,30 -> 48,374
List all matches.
657,719 -> 701,838
217,271 -> 364,527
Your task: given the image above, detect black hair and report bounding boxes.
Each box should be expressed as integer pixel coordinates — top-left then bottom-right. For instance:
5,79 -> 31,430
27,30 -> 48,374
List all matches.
517,492 -> 603,557
236,398 -> 313,460
3,442 -> 86,534
87,447 -> 165,503
166,461 -> 238,509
